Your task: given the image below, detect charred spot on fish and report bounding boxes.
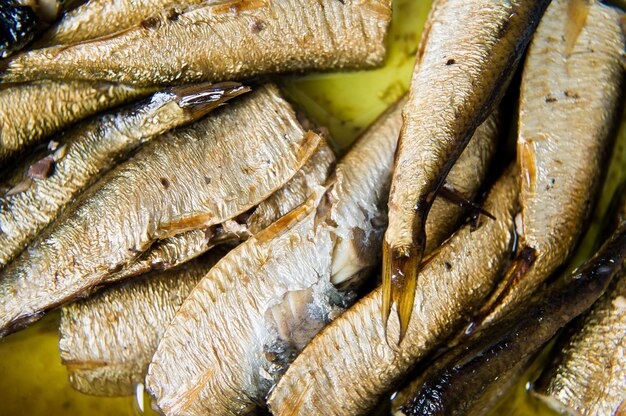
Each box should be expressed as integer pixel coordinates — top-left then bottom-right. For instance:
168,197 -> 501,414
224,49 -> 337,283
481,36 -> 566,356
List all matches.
204,176 -> 211,185
140,16 -> 161,30
444,262 -> 452,271
446,59 -> 455,66
564,90 -> 580,99
166,8 -> 180,21
160,177 -> 170,189
545,95 -> 557,103
251,19 -> 267,33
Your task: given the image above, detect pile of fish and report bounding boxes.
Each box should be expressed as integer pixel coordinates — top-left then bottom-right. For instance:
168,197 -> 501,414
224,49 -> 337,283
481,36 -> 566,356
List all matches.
0,0 -> 625,415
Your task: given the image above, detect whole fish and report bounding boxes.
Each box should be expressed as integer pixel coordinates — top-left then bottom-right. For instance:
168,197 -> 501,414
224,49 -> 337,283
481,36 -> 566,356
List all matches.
37,0 -> 211,46
398,222 -> 626,416
1,0 -> 392,86
382,0 -> 550,338
0,84 -> 322,337
0,80 -> 153,167
59,251 -> 227,397
58,144 -> 335,397
0,82 -> 246,269
106,142 -> 335,282
146,98 -> 500,416
534,269 -> 626,415
0,0 -> 39,58
475,0 -> 626,328
267,167 -> 520,416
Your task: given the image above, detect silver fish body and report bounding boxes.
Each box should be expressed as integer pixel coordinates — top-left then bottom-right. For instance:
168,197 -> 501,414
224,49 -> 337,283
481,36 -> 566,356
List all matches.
2,0 -> 392,86
534,271 -> 626,415
0,82 -> 245,269
0,80 -> 152,166
382,0 -> 550,337
58,145 -> 335,397
399,222 -> 626,416
37,0 -> 207,46
0,84 -> 321,336
145,97 -> 499,416
479,0 -> 626,326
267,168 -> 520,416
59,251 -> 226,397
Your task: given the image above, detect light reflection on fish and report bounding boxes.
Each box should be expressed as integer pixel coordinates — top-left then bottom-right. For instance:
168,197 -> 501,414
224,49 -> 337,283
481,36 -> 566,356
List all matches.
0,82 -> 246,269
2,0 -> 393,86
145,97 -> 499,416
268,167 -> 519,416
0,84 -> 320,337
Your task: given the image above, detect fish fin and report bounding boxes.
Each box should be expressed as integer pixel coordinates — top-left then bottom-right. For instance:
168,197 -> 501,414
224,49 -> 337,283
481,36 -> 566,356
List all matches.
467,246 -> 537,334
171,81 -> 250,108
382,238 -> 422,344
439,185 -> 495,220
564,0 -> 590,56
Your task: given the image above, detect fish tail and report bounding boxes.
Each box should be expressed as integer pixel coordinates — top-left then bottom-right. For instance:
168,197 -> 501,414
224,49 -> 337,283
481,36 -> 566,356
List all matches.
382,237 -> 423,344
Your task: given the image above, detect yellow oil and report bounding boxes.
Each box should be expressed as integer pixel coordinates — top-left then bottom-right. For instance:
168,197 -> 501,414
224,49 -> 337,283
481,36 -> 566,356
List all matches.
1,0 -> 625,415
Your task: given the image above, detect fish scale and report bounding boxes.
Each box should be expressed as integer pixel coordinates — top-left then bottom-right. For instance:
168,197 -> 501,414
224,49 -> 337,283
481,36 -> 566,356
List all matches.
2,0 -> 392,86
0,84 -> 320,337
146,96 -> 500,416
477,0 -> 626,327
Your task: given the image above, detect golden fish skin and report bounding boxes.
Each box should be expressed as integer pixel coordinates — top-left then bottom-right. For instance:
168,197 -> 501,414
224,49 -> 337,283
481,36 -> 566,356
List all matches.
0,80 -> 152,166
399,222 -> 626,416
59,251 -> 226,397
0,84 -> 321,337
534,272 -> 626,415
145,97 -> 498,416
267,168 -> 520,416
106,142 -> 335,282
382,0 -> 550,338
57,145 -> 334,397
2,0 -> 392,86
0,82 -> 246,270
479,0 -> 626,327
37,0 -> 206,46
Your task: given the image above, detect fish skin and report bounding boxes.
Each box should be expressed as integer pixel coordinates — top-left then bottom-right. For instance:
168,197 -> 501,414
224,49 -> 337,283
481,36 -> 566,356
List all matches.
382,0 -> 550,338
534,271 -> 626,415
0,84 -> 320,337
0,80 -> 153,167
59,251 -> 227,397
145,98 -> 500,416
477,0 -> 626,328
37,0 -> 213,46
145,97 -> 401,416
106,142 -> 335,282
57,145 -> 334,397
0,82 -> 246,270
399,222 -> 626,416
1,0 -> 392,86
267,167 -> 520,416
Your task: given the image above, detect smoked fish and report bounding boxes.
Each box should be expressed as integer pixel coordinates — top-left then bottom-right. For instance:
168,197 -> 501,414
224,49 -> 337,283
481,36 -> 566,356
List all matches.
0,84 -> 320,336
477,0 -> 625,327
382,0 -> 550,338
146,98 -> 499,416
0,80 -> 153,167
2,0 -> 392,86
0,82 -> 245,269
268,167 -> 519,416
